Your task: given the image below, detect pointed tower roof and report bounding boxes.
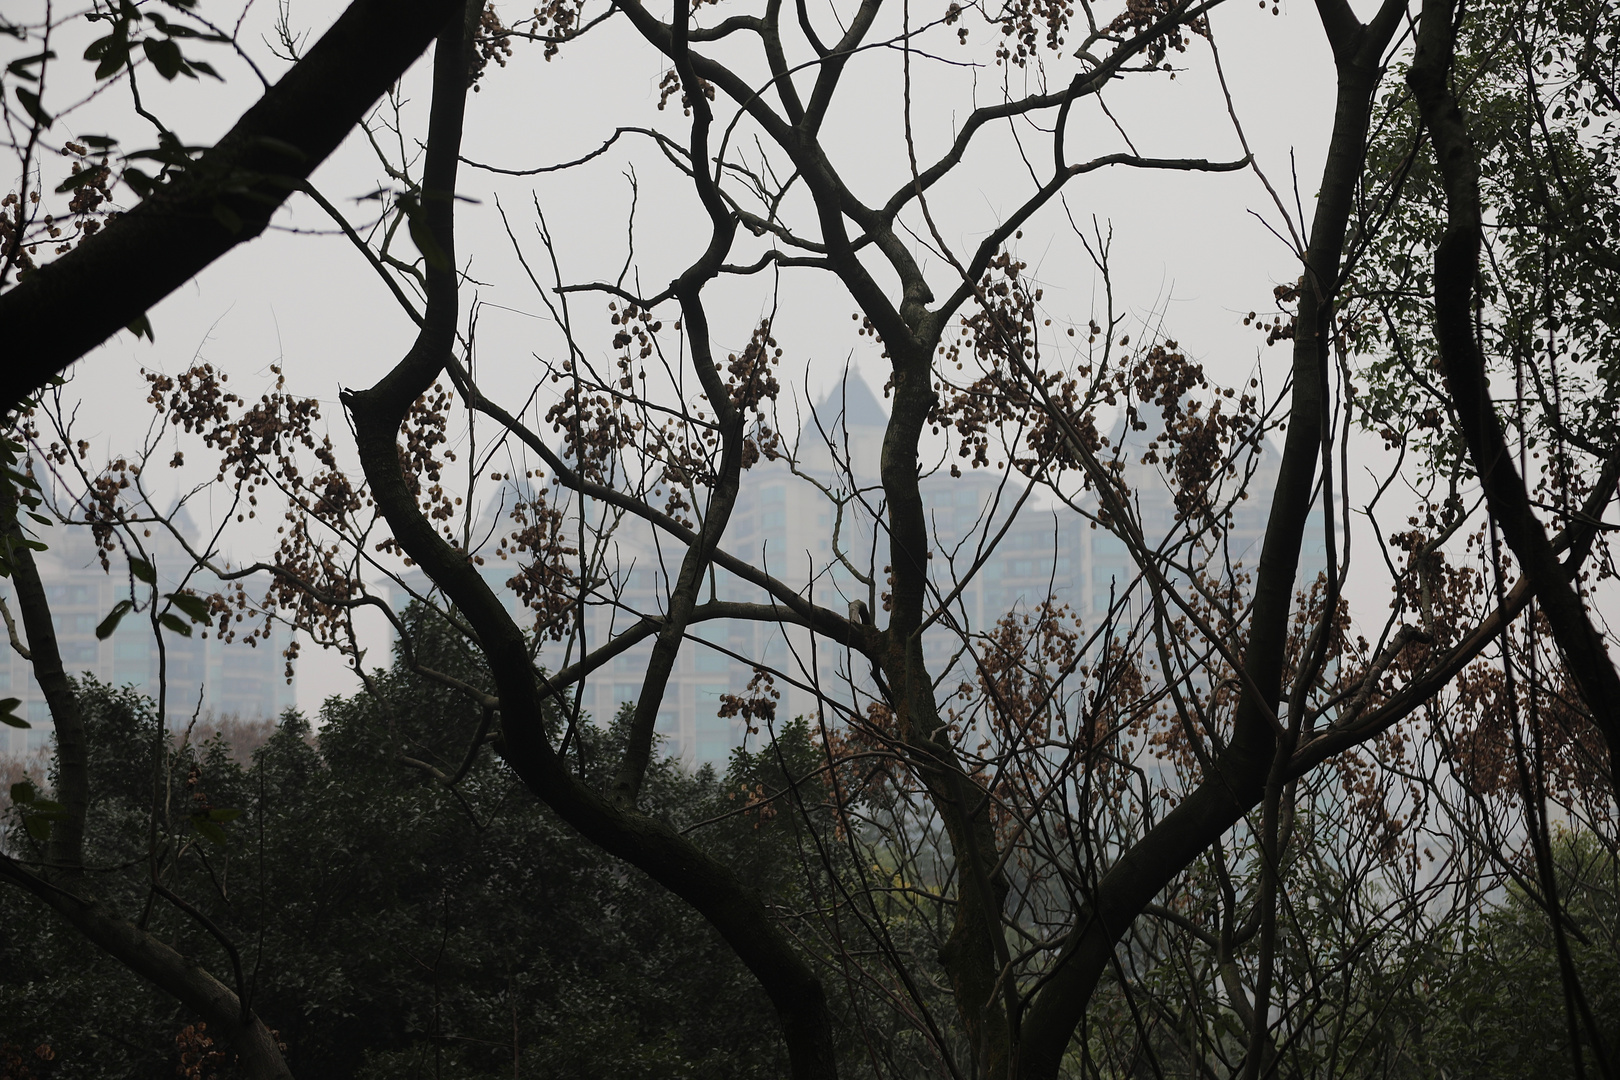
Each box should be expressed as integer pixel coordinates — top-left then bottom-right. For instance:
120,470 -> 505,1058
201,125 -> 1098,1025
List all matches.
813,370 -> 888,434
167,499 -> 200,542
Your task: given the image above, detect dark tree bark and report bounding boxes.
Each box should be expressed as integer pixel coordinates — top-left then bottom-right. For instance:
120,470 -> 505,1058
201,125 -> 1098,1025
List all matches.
0,484 -> 89,876
0,0 -> 461,415
340,5 -> 842,1076
1015,1 -> 1405,1073
1408,0 -> 1620,782
0,483 -> 292,1078
0,853 -> 293,1080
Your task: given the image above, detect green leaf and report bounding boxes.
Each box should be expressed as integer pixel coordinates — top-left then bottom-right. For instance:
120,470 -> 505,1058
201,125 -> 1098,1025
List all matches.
129,557 -> 156,584
96,599 -> 133,639
26,512 -> 51,526
14,86 -> 51,128
9,780 -> 35,804
147,13 -> 193,35
126,312 -> 155,340
142,37 -> 185,79
89,38 -> 129,79
159,612 -> 193,637
6,50 -> 56,80
192,817 -> 228,846
207,807 -> 241,822
80,134 -> 118,148
54,169 -> 106,194
164,591 -> 213,624
23,815 -> 52,842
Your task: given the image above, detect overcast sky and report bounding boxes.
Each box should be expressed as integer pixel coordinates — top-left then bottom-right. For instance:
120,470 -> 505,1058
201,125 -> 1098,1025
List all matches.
11,0 -> 1412,713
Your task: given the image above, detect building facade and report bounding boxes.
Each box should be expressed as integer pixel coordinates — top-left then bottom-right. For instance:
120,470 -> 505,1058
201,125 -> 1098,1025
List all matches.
1,517 -> 297,757
389,375 -> 1323,770
560,377 -> 1305,768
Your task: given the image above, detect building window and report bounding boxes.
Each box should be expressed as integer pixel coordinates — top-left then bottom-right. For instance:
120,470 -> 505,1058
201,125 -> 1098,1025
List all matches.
44,584 -> 95,606
60,640 -> 98,664
53,612 -> 98,635
694,647 -> 729,673
695,712 -> 735,764
114,635 -> 149,660
614,649 -> 649,673
1093,532 -> 1127,555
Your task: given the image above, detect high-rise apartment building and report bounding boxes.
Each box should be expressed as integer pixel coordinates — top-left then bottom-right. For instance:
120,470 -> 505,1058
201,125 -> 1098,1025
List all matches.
389,374 -> 1320,769
1,514 -> 297,756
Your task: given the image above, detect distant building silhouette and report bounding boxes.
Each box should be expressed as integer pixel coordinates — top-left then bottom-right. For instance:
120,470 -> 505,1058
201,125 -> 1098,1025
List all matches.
387,373 -> 1323,768
1,515 -> 297,757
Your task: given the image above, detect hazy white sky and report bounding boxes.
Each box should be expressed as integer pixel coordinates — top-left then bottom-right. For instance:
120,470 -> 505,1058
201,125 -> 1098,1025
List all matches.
16,0 -> 1396,712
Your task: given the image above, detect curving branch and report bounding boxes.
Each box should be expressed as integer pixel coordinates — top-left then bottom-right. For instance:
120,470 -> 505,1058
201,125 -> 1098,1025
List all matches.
1408,0 -> 1620,779
0,0 -> 462,413
341,6 -> 841,1076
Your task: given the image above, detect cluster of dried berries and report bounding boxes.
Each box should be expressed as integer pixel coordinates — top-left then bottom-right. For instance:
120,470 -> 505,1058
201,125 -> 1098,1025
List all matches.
726,319 -> 783,412
806,717 -> 901,843
400,384 -> 460,532
958,603 -> 1087,828
58,143 -> 115,234
931,251 -> 1050,473
717,666 -> 780,734
147,365 -> 322,506
1447,650 -> 1609,804
526,0 -> 593,60
543,368 -> 635,488
0,189 -> 43,277
928,247 -> 1263,526
174,1024 -> 227,1080
657,68 -> 717,115
1242,281 -> 1301,347
1,139 -> 121,283
725,779 -> 779,827
1123,344 -> 1258,522
1103,0 -> 1209,67
129,363 -> 367,666
945,0 -> 1075,66
0,1041 -> 55,1080
470,2 -> 516,88
499,487 -> 580,640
